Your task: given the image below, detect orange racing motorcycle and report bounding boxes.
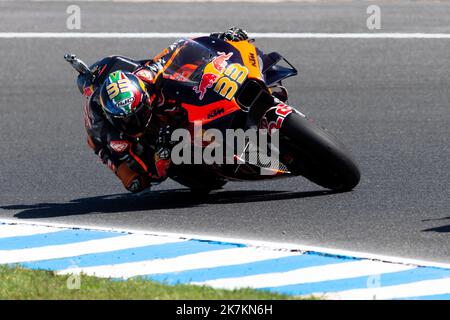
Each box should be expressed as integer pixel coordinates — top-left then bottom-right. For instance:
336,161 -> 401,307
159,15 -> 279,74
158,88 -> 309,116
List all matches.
67,36 -> 360,192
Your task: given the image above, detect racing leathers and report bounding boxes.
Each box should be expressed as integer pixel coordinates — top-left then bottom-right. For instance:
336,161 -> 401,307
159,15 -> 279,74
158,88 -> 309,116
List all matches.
81,52 -> 181,193
80,28 -> 249,193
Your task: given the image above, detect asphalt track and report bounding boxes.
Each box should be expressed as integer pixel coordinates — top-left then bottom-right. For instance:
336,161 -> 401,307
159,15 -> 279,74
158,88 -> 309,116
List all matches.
0,1 -> 449,263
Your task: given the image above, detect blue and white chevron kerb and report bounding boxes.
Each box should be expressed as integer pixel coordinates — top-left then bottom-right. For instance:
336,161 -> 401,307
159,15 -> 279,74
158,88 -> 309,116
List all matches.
1,220 -> 450,300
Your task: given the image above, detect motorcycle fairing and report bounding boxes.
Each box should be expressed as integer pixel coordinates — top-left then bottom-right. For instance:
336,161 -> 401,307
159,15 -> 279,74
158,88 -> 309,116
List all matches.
160,37 -> 267,126
260,52 -> 298,87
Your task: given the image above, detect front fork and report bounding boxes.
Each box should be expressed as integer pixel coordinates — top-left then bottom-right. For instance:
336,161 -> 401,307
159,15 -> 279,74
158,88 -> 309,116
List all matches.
257,99 -> 307,172
258,100 -> 306,134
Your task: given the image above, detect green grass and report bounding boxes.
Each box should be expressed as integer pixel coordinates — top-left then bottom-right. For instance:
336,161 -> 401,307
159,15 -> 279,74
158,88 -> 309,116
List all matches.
0,265 -> 314,300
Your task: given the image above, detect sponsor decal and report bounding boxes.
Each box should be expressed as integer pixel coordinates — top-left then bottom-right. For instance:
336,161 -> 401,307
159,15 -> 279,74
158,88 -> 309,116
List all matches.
212,52 -> 233,72
110,140 -> 130,153
116,96 -> 135,109
260,103 -> 294,135
193,52 -> 233,100
193,73 -> 219,100
207,107 -> 225,119
248,52 -> 257,67
135,69 -> 154,83
275,103 -> 293,117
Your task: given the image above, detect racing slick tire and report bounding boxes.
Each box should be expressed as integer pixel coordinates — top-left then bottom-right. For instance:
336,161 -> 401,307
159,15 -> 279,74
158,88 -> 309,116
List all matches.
280,112 -> 361,191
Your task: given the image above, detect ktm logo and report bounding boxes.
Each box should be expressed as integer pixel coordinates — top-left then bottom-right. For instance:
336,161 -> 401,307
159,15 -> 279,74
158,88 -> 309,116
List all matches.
207,108 -> 224,119
248,52 -> 257,67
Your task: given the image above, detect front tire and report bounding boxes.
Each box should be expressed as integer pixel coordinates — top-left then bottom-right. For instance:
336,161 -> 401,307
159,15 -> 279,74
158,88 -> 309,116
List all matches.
168,164 -> 228,193
280,112 -> 361,191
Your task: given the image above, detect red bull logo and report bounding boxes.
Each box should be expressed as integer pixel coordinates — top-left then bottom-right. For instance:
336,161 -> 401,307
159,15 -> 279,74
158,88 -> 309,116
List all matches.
193,51 -> 233,100
193,73 -> 219,100
212,52 -> 233,72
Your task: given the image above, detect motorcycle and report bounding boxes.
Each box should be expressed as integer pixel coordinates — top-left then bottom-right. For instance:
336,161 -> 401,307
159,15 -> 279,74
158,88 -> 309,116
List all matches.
66,36 -> 360,193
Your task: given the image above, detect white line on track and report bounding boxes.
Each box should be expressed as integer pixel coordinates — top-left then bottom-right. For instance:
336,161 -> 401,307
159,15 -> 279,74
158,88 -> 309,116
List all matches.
0,234 -> 184,264
1,32 -> 450,39
324,278 -> 450,300
57,247 -> 300,278
193,260 -> 414,290
30,0 -> 320,2
30,0 -> 329,3
1,218 -> 450,269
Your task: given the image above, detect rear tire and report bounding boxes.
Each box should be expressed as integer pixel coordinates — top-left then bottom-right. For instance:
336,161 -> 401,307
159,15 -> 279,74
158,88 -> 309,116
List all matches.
280,112 -> 360,191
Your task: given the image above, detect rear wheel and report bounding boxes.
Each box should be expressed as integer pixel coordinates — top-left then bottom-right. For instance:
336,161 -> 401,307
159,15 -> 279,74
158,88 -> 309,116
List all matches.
280,112 -> 360,191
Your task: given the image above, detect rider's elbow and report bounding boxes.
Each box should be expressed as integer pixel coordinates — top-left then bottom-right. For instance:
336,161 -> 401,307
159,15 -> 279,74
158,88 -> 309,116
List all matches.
116,162 -> 151,193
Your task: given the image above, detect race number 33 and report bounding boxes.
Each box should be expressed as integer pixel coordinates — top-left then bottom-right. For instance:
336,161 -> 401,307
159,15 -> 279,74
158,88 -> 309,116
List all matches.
106,79 -> 131,99
214,64 -> 248,100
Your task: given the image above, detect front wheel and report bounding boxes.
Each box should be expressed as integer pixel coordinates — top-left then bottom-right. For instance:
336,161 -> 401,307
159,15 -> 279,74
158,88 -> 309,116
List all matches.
168,164 -> 228,194
280,112 -> 361,191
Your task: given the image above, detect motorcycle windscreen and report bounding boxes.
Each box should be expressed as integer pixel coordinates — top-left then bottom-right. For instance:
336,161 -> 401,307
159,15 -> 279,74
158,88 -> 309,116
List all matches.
162,37 -> 246,124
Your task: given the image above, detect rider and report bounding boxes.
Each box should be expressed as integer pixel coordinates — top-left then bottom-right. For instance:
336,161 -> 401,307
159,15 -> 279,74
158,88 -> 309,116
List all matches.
78,27 -> 249,193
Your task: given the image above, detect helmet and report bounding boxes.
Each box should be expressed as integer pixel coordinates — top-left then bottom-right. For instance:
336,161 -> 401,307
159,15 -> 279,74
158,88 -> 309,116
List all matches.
99,70 -> 153,137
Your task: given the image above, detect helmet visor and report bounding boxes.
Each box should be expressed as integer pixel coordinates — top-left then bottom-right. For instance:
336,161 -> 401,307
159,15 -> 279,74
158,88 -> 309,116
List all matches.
107,102 -> 152,137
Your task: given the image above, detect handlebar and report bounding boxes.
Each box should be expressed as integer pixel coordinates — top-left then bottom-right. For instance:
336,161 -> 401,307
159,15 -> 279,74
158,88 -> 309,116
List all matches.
64,53 -> 91,76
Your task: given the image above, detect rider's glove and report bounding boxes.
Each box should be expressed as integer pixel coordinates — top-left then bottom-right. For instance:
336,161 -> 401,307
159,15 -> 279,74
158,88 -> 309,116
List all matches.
156,147 -> 171,160
153,125 -> 176,179
156,125 -> 177,148
211,27 -> 249,42
127,175 -> 151,193
155,125 -> 173,162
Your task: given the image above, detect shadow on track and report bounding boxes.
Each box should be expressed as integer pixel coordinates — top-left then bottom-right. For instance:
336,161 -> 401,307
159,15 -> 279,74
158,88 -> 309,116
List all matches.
2,189 -> 338,219
422,217 -> 450,233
